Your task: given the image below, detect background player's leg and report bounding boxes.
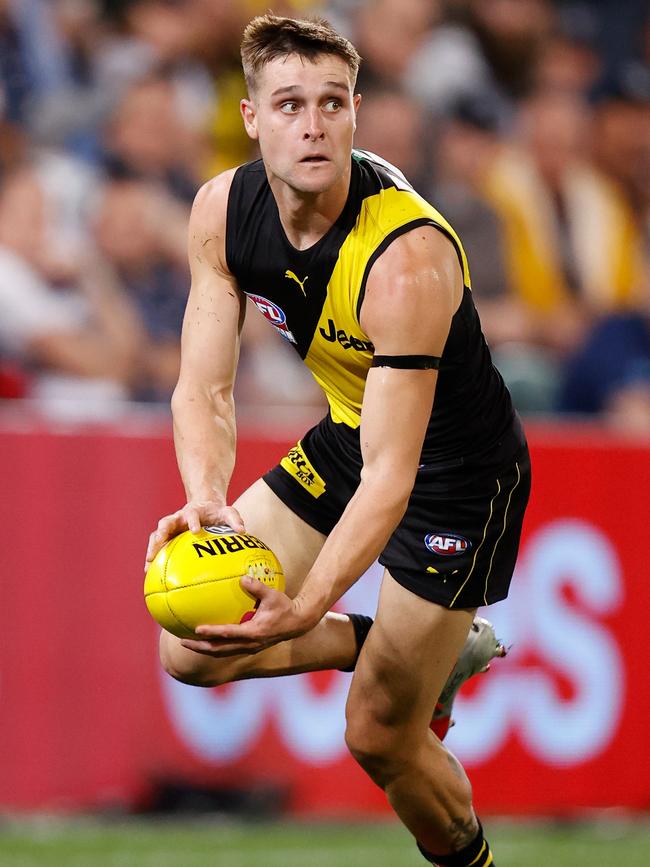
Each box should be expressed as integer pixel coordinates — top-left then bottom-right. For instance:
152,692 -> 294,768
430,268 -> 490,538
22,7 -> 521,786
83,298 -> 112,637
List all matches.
345,570 -> 492,861
159,478 -> 360,685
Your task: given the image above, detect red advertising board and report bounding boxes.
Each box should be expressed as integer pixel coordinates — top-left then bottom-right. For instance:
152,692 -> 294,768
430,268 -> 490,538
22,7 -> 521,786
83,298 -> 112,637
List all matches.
0,417 -> 648,815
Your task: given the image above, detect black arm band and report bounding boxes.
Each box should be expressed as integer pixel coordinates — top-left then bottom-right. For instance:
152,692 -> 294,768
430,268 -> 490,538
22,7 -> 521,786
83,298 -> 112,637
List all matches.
372,354 -> 441,370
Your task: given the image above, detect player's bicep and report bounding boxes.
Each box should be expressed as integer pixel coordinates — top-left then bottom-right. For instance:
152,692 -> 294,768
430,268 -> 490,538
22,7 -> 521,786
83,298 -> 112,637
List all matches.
178,271 -> 244,391
360,224 -> 463,357
358,226 -> 463,484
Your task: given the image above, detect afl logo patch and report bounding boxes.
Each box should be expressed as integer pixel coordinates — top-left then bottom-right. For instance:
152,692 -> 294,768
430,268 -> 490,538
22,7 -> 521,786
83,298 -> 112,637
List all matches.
424,532 -> 471,556
247,294 -> 296,344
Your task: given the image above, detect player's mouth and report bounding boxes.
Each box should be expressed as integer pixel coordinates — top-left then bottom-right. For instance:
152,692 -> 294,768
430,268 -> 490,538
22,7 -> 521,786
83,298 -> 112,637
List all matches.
300,154 -> 329,164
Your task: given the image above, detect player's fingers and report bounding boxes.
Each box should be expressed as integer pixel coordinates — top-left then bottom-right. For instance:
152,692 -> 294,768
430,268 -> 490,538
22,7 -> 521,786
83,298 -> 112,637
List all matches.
145,511 -> 184,569
220,506 -> 245,533
180,637 -> 265,657
239,576 -> 271,599
194,623 -> 256,640
157,511 -> 181,532
184,507 -> 202,535
144,533 -> 158,568
145,528 -> 168,568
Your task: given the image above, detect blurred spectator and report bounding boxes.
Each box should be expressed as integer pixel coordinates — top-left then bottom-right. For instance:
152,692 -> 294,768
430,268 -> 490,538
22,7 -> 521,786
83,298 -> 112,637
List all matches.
0,165 -> 144,411
484,91 -> 645,331
591,74 -> 650,234
430,99 -> 517,316
404,4 -> 498,115
558,304 -> 650,433
461,0 -> 557,101
353,86 -> 431,189
584,0 -> 649,90
533,32 -> 601,99
31,0 -> 157,160
0,81 -> 27,179
102,72 -> 204,201
0,0 -> 71,127
353,0 -> 439,90
92,177 -> 189,401
427,97 -> 560,412
422,87 -> 647,412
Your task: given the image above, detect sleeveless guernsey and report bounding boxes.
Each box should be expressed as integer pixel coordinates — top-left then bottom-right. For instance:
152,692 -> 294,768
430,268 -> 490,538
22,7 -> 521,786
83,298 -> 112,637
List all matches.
225,149 -> 519,467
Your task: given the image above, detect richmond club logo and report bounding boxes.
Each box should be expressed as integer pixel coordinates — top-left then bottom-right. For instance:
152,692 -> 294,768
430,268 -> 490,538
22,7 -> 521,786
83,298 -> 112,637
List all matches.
247,293 -> 296,344
424,532 -> 471,556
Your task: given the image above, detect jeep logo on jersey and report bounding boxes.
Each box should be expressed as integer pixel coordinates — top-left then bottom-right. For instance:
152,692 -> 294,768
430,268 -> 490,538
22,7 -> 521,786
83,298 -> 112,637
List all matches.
319,318 -> 374,352
247,293 -> 296,344
424,532 -> 471,556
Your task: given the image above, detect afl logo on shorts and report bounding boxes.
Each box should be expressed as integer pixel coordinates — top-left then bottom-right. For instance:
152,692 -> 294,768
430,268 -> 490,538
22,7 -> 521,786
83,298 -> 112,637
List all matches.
424,532 -> 471,556
247,294 -> 296,344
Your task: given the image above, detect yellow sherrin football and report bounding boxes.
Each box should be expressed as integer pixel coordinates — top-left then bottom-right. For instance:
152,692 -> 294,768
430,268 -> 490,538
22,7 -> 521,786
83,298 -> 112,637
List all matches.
144,525 -> 285,639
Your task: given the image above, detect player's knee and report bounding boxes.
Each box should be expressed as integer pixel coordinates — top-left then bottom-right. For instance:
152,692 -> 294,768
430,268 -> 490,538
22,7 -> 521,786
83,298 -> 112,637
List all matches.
344,703 -> 408,786
158,631 -> 227,687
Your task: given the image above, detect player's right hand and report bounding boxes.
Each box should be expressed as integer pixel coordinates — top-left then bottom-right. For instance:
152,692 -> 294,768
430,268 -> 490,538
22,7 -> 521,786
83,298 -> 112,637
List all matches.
144,502 -> 245,571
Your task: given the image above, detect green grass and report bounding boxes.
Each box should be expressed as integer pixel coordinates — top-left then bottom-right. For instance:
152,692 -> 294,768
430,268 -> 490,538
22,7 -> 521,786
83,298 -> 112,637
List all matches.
1,817 -> 649,867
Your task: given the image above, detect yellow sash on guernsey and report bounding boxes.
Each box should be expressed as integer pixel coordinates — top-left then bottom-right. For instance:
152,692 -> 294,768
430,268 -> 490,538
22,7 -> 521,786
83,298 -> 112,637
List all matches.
305,185 -> 471,428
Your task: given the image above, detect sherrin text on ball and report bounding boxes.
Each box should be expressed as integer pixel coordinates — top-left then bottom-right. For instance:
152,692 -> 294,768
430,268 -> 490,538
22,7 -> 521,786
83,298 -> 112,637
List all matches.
144,526 -> 285,638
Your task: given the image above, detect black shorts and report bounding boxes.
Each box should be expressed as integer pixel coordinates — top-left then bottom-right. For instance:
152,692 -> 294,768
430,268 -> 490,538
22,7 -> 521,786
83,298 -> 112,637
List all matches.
263,414 -> 531,609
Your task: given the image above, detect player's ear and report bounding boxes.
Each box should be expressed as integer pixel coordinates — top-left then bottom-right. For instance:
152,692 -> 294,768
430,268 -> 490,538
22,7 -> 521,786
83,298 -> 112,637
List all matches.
353,93 -> 362,130
240,98 -> 259,140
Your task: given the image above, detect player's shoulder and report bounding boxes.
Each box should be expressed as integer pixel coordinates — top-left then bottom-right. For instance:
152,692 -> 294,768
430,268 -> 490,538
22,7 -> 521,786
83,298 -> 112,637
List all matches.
374,223 -> 462,283
191,167 -> 239,225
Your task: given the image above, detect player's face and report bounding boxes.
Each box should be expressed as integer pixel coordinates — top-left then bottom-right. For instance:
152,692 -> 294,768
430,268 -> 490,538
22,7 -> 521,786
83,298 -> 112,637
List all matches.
241,54 -> 360,195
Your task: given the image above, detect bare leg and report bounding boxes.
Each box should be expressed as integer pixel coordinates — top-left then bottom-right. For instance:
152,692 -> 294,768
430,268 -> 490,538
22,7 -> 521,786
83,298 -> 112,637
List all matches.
345,570 -> 478,856
159,479 -> 360,685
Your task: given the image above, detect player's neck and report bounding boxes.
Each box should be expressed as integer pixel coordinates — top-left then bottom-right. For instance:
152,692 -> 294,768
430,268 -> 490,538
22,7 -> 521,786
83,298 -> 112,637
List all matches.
270,169 -> 351,251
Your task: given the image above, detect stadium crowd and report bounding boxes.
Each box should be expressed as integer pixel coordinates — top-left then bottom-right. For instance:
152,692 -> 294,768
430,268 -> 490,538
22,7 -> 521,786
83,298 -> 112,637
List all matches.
0,0 -> 648,429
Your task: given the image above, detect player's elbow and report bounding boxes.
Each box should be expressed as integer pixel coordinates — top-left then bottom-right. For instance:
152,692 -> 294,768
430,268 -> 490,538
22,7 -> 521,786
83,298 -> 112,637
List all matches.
171,378 -> 234,421
360,464 -> 415,516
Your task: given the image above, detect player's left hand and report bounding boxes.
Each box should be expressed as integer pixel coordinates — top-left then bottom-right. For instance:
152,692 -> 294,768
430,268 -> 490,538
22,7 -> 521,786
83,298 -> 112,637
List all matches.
179,577 -> 318,657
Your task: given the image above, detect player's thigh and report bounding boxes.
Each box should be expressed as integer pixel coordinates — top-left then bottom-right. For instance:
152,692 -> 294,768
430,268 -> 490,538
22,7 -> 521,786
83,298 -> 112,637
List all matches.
233,477 -> 326,596
346,570 -> 475,740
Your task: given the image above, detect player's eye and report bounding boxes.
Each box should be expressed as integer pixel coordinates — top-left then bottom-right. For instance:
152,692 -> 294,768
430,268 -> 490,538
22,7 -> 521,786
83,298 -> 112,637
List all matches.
280,101 -> 299,114
323,99 -> 342,112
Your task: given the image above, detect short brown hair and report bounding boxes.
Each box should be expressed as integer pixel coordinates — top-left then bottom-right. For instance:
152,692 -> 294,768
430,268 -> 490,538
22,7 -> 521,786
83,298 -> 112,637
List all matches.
241,14 -> 361,93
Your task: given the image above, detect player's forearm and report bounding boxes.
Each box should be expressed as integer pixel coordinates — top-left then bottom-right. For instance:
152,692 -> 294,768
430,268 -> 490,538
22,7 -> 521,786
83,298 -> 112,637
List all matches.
294,471 -> 413,624
171,383 -> 237,504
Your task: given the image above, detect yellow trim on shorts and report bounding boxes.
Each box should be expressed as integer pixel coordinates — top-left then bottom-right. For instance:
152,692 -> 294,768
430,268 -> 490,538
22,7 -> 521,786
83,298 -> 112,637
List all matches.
468,841 -> 488,866
483,461 -> 522,605
449,478 -> 501,608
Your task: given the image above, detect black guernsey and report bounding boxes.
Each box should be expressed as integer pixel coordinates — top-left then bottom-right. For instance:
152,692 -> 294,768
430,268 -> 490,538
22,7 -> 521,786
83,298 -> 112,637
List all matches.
225,150 -> 521,468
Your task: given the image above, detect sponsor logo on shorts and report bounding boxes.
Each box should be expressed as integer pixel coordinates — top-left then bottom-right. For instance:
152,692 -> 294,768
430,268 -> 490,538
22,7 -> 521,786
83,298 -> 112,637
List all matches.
280,442 -> 326,499
247,293 -> 297,344
424,532 -> 471,556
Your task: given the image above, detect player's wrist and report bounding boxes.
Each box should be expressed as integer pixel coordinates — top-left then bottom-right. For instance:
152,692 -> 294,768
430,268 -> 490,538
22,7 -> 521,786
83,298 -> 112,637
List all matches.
184,495 -> 227,511
291,591 -> 327,633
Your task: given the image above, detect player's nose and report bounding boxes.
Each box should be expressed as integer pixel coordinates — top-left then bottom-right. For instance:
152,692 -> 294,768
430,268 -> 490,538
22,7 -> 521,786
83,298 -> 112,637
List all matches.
302,107 -> 325,141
